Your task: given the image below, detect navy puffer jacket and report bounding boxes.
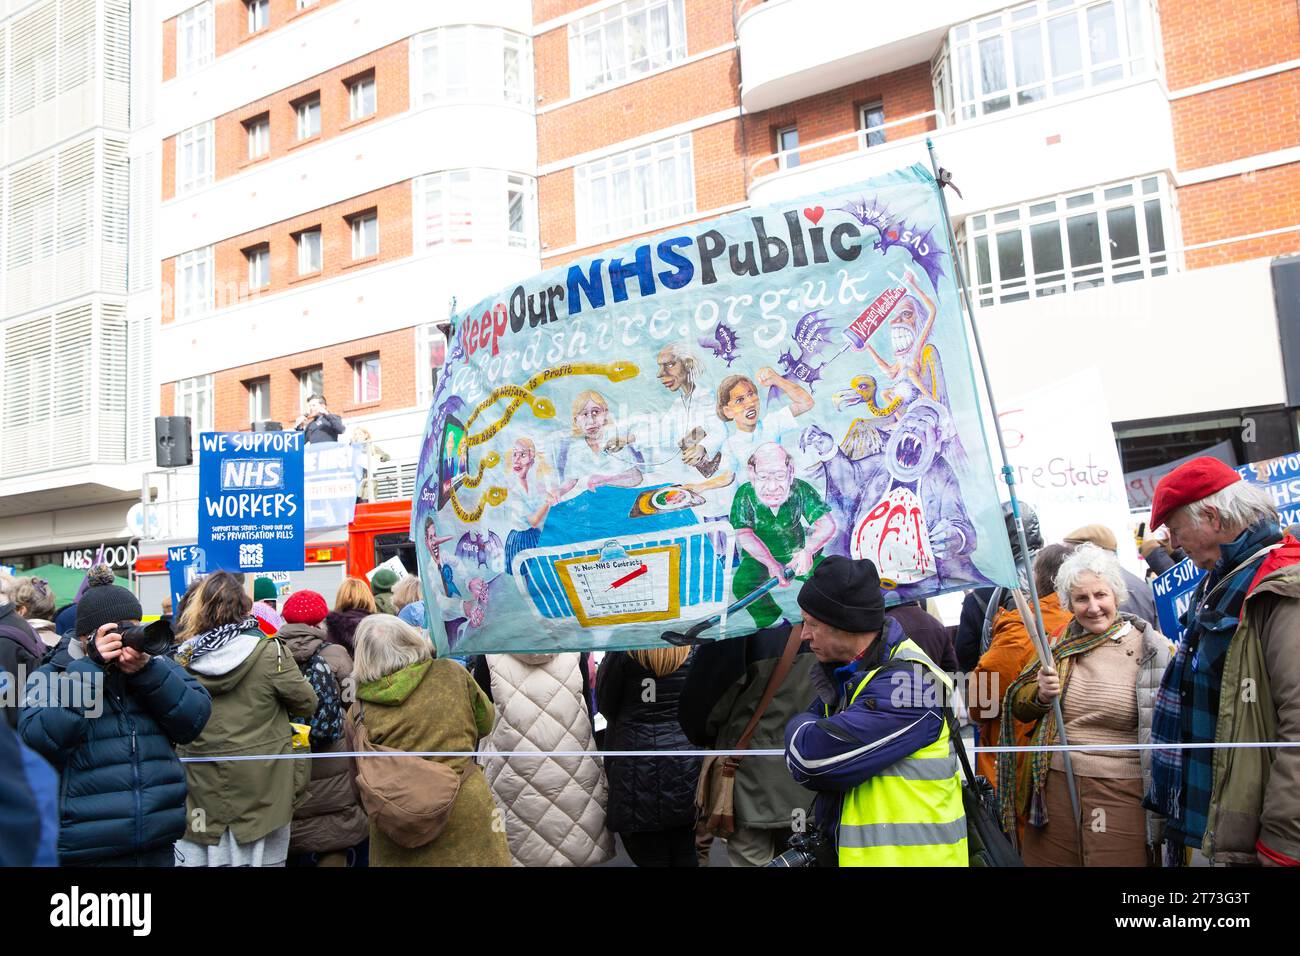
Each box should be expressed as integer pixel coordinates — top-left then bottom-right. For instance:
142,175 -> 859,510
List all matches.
19,637 -> 212,864
597,652 -> 701,833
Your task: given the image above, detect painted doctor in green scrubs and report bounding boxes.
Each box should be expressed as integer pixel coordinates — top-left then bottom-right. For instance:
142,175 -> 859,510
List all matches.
729,442 -> 836,628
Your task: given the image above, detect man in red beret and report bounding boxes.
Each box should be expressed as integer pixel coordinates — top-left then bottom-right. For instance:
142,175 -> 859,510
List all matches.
1145,456 -> 1300,867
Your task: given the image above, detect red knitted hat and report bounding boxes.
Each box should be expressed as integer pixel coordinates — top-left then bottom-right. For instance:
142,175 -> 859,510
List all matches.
282,589 -> 328,626
1150,457 -> 1242,530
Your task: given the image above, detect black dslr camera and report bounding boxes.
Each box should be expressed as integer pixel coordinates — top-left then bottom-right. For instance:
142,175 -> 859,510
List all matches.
766,828 -> 836,868
114,619 -> 174,658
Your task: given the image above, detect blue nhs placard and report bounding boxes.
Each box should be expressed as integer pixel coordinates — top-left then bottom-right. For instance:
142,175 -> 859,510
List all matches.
1151,557 -> 1205,643
198,431 -> 305,573
166,544 -> 207,612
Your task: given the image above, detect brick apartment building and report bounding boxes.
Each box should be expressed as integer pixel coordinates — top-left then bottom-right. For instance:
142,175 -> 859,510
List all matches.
2,0 -> 1298,568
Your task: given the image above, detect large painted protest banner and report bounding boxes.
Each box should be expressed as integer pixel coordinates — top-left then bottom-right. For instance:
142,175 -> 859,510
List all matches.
413,165 -> 1018,654
198,431 -> 305,574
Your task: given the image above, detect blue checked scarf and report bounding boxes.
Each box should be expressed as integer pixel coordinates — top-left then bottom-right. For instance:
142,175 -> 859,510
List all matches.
1146,519 -> 1281,862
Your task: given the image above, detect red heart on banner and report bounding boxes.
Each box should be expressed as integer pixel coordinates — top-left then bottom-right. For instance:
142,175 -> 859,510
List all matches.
803,206 -> 824,226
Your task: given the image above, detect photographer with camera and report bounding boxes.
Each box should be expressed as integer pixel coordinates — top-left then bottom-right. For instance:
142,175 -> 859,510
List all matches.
18,566 -> 212,865
294,394 -> 345,445
780,556 -> 967,867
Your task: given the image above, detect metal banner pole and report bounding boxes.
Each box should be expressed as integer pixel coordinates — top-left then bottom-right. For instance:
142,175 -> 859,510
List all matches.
926,137 -> 1083,833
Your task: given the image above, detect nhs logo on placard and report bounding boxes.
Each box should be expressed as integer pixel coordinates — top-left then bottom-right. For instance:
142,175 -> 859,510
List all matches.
221,458 -> 284,491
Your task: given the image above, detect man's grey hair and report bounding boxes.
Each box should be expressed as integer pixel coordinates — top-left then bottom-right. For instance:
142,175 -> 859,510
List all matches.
0,573 -> 16,602
658,342 -> 700,386
1055,543 -> 1129,608
353,614 -> 432,685
1183,480 -> 1277,536
747,442 -> 793,475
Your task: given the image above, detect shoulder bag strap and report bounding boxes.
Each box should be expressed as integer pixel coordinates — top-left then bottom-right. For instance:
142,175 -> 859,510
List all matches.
734,623 -> 803,754
346,700 -> 370,752
943,707 -> 977,789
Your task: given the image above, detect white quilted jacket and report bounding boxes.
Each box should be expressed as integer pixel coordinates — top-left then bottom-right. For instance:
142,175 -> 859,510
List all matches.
481,653 -> 615,867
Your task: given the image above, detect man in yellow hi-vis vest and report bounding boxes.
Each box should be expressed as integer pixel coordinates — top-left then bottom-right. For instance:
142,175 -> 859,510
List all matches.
784,556 -> 968,867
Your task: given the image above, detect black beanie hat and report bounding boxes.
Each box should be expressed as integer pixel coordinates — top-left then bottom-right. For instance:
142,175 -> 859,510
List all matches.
797,556 -> 885,633
75,566 -> 144,638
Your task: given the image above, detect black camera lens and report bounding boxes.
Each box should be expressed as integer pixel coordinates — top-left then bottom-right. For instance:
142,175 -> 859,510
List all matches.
118,619 -> 174,657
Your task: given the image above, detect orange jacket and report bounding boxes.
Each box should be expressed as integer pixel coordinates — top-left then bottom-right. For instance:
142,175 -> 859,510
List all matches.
972,592 -> 1074,786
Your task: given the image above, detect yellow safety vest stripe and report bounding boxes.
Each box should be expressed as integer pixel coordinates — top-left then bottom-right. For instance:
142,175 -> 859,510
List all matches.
834,638 -> 967,867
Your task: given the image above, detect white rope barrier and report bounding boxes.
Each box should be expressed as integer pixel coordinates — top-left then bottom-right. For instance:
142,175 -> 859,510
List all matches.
177,740 -> 1300,763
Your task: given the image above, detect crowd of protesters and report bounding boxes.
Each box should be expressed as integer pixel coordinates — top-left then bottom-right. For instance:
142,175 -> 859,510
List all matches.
0,456 -> 1296,868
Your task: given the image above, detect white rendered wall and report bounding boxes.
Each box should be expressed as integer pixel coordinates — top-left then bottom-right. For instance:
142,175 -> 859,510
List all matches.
748,78 -> 1177,221
975,257 -> 1285,423
738,0 -> 1007,111
156,0 -> 533,138
158,103 -> 537,257
157,244 -> 541,379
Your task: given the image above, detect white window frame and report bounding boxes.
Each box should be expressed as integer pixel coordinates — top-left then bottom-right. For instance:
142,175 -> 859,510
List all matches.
414,169 -> 537,251
415,324 -> 448,408
568,0 -> 687,96
412,26 -> 534,107
776,126 -> 799,169
246,0 -> 268,34
931,0 -> 1155,126
957,173 -> 1175,305
176,375 -> 214,449
351,354 -> 381,404
176,121 -> 214,194
247,378 -> 270,423
177,246 -> 214,320
246,245 -> 270,290
295,95 -> 321,140
350,212 -> 379,259
177,2 -> 214,76
859,102 -> 886,148
245,115 -> 270,160
574,134 -> 694,243
298,366 -> 323,412
505,174 -> 532,250
348,73 -> 377,121
296,0 -> 318,10
296,229 -> 322,275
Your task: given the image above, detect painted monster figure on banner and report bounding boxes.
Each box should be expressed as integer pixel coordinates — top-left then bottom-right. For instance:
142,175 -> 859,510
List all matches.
412,164 -> 1018,654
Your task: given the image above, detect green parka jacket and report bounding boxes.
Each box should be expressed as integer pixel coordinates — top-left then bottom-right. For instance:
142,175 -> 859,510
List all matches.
1204,564 -> 1300,865
177,630 -> 318,846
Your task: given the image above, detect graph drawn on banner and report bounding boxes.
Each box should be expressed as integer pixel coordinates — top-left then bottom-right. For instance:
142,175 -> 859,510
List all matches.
554,543 -> 680,627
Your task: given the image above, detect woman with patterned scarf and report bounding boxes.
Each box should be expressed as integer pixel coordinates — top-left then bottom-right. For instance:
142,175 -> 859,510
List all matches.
173,572 -> 318,867
997,544 -> 1173,866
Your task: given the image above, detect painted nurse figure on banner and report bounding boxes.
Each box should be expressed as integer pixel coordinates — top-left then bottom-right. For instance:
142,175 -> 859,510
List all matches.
410,163 -> 1017,656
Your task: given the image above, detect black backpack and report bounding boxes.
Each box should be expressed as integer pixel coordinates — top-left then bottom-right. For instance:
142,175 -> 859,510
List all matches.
292,652 -> 345,750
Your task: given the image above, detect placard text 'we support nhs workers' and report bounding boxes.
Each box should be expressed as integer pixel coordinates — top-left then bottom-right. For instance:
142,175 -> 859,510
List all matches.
197,431 -> 304,573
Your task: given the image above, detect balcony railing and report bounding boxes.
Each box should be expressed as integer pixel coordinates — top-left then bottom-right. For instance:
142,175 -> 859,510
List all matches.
747,76 -> 1177,225
748,109 -> 939,183
966,246 -> 1172,305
